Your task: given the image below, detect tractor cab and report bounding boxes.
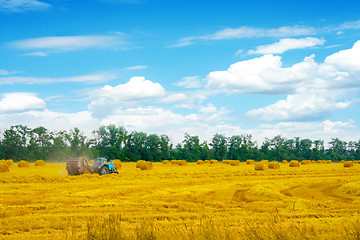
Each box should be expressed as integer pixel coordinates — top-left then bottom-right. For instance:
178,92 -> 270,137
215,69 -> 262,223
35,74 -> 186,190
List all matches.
92,157 -> 118,175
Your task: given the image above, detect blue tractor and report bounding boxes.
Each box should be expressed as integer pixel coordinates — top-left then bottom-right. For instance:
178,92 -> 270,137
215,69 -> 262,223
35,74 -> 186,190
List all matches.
92,157 -> 119,175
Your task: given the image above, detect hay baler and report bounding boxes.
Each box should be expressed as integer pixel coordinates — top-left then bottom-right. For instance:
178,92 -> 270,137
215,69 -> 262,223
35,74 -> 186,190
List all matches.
66,157 -> 118,176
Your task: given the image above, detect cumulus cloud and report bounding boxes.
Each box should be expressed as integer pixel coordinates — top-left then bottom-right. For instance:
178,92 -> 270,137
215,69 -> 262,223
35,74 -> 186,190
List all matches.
206,54 -> 318,94
245,90 -> 350,122
248,37 -> 325,55
0,0 -> 50,12
88,76 -> 166,117
0,92 -> 46,114
170,25 -> 316,47
0,72 -> 118,85
206,40 -> 360,122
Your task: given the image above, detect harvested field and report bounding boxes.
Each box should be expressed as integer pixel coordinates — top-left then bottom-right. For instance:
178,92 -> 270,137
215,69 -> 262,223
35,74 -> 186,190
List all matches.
1,162 -> 360,239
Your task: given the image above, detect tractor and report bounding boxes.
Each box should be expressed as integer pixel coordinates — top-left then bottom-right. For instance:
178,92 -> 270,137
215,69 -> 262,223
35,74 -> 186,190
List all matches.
92,157 -> 119,175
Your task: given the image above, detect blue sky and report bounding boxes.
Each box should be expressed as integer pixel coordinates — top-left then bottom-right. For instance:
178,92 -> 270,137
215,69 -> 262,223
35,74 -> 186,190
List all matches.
1,0 -> 360,145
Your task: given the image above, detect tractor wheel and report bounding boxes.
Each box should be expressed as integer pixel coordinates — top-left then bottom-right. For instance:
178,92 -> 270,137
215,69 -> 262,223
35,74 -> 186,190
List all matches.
99,166 -> 109,175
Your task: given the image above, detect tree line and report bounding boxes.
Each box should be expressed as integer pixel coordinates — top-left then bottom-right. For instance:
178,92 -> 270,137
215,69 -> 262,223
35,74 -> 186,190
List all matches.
0,125 -> 359,162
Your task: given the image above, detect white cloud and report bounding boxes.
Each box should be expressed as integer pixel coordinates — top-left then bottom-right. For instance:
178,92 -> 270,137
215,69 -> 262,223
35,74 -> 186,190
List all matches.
123,65 -> 148,70
0,72 -> 118,85
175,76 -> 203,88
253,120 -> 357,144
9,35 -> 126,53
324,40 -> 360,72
334,19 -> 360,31
171,25 -> 316,47
23,51 -> 48,57
0,0 -> 50,12
0,69 -> 17,75
245,90 -> 350,122
206,40 -> 360,122
88,76 -> 166,117
0,92 -> 45,114
206,54 -> 318,94
248,37 -> 325,55
160,93 -> 187,104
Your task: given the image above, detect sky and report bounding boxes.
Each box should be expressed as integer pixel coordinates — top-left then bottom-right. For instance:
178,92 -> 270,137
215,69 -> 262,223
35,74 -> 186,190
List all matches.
0,0 -> 360,145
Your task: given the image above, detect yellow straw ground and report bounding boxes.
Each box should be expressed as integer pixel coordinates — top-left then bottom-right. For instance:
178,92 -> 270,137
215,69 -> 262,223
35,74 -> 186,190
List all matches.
1,162 -> 360,239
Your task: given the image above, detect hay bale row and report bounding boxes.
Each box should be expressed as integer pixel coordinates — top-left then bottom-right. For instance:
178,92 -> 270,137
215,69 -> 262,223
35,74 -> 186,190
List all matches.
268,161 -> 280,169
18,160 -> 30,168
289,160 -> 300,167
162,160 -> 170,164
222,160 -> 231,164
136,160 -> 153,170
35,160 -> 46,166
210,159 -> 218,164
114,159 -> 122,169
231,160 -> 240,166
197,160 -> 204,164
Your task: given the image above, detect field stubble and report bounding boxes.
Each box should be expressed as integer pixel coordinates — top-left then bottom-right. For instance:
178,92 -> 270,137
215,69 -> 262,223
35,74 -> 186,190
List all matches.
1,162 -> 360,239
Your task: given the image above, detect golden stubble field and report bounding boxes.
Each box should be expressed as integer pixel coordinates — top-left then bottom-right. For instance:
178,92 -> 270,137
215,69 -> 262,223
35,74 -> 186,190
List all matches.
1,161 -> 360,239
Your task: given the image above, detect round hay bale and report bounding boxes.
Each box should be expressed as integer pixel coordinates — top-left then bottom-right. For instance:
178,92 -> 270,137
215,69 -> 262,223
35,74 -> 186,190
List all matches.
18,160 -> 30,168
210,159 -> 218,164
268,161 -> 280,169
197,160 -> 204,164
136,160 -> 146,168
222,160 -> 230,164
289,160 -> 300,167
326,160 -> 332,164
162,160 -> 170,164
311,160 -> 316,164
246,159 -> 255,164
260,160 -> 269,165
230,160 -> 240,166
0,163 -> 9,172
6,160 -> 14,167
317,160 -> 324,164
282,160 -> 288,163
35,160 -> 46,166
171,160 -> 179,165
301,160 -> 311,165
344,162 -> 354,168
204,160 -> 210,163
255,162 -> 267,171
340,160 -> 345,163
114,160 -> 122,169
178,160 -> 187,166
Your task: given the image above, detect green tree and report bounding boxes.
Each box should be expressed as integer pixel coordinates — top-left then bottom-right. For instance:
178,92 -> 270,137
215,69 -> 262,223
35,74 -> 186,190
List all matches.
210,133 -> 227,161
